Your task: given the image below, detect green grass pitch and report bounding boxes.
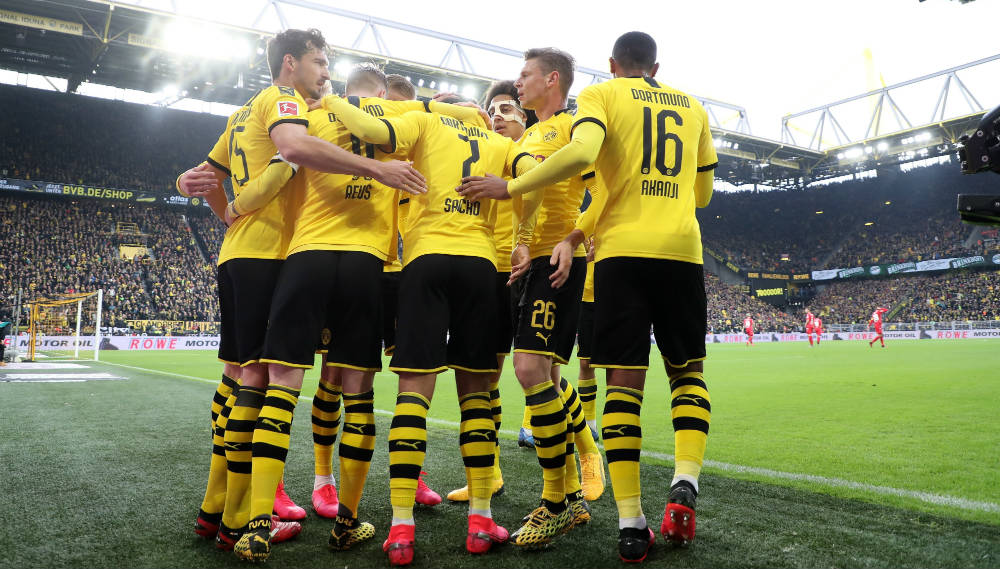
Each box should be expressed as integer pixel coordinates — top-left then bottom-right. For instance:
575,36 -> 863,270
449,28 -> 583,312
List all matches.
1,339 -> 998,568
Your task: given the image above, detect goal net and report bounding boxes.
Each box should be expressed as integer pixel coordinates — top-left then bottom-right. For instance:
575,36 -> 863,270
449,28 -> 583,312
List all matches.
26,290 -> 103,362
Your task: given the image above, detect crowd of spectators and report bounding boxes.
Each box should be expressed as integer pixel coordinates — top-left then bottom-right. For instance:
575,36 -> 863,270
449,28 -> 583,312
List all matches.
706,273 -> 800,333
700,161 -> 1000,274
1,194 -> 221,332
0,84 -> 226,194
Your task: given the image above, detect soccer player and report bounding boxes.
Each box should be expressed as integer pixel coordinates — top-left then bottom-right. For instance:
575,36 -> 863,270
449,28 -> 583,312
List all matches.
743,314 -> 755,346
497,47 -> 607,547
385,74 -> 417,101
324,92 -> 537,565
868,307 -> 889,348
176,28 -> 425,561
458,31 -> 717,562
445,80 -> 531,504
231,65 -> 486,553
814,316 -> 824,345
576,235 -> 600,441
805,309 -> 816,346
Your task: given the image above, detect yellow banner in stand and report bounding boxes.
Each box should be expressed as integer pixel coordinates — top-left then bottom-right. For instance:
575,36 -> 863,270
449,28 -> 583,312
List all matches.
0,9 -> 83,36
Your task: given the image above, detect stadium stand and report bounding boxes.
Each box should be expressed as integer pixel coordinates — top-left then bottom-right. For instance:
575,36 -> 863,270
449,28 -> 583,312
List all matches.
700,162 -> 1000,274
1,86 -> 997,335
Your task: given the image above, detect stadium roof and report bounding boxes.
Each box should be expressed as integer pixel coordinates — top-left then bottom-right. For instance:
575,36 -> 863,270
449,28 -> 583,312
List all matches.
1,0 -> 996,188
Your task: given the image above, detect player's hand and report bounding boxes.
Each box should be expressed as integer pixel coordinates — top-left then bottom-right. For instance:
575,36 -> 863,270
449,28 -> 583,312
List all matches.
585,236 -> 596,263
456,174 -> 511,200
507,244 -> 531,285
549,240 -> 575,288
305,97 -> 324,111
450,100 -> 491,126
178,163 -> 220,197
432,92 -> 461,102
374,160 -> 426,195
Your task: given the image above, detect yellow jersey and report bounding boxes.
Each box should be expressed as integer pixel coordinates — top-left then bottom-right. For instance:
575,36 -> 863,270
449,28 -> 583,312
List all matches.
494,199 -> 514,272
383,111 -> 533,266
572,76 -> 717,264
286,97 -> 426,259
208,85 -> 308,265
518,110 -> 593,259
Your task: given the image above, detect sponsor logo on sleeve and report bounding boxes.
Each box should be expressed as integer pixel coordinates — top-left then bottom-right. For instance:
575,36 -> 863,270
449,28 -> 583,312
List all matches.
277,101 -> 300,117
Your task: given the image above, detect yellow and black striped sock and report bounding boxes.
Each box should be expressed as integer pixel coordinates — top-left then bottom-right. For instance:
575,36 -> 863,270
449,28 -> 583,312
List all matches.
459,392 -> 497,513
577,375 -> 598,426
200,389 -> 237,516
669,371 -> 711,491
211,373 -> 240,431
221,385 -> 265,530
338,390 -> 376,517
603,386 -> 644,521
560,378 -> 599,456
249,385 -> 300,520
524,382 -> 568,508
388,392 -> 429,523
312,381 -> 342,478
488,379 -> 503,481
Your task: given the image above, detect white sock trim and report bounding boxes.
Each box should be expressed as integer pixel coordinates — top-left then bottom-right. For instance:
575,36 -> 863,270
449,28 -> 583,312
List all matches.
468,507 -> 492,519
391,517 -> 416,526
619,515 -> 647,530
671,473 -> 699,494
314,474 -> 335,491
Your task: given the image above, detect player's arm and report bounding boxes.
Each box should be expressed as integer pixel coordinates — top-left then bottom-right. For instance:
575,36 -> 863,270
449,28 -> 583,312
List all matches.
322,95 -> 394,146
574,174 -> 606,242
506,153 -> 541,284
270,117 -> 424,195
456,122 -> 604,200
225,155 -> 299,222
177,159 -> 228,223
695,107 -> 719,207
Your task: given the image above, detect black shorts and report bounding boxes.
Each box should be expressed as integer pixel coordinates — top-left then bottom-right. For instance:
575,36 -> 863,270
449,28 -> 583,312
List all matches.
577,301 -> 595,360
389,254 -> 498,374
591,257 -> 706,369
496,272 -> 516,355
382,270 -> 401,355
261,250 -> 384,371
513,256 -> 586,365
217,258 -> 283,366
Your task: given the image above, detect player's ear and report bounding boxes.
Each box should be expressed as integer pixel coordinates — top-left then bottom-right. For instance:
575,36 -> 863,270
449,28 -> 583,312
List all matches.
376,88 -> 387,99
649,62 -> 659,78
608,57 -> 616,75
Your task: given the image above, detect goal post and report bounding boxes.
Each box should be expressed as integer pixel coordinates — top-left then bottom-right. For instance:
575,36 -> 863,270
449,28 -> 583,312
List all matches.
26,291 -> 103,362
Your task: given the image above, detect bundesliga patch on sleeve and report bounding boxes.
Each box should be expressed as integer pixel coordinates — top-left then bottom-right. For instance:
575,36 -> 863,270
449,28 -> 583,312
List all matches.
277,101 -> 300,117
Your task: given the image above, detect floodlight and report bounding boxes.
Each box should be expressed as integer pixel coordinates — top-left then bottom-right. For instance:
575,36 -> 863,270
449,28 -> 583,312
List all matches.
461,85 -> 478,99
876,141 -> 889,151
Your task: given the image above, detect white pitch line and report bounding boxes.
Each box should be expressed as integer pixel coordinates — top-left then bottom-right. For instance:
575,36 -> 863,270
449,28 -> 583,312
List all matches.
97,360 -> 1000,514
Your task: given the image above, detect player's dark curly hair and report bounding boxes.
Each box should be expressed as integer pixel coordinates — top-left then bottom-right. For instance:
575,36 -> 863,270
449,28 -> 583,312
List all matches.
482,80 -> 537,128
267,28 -> 328,79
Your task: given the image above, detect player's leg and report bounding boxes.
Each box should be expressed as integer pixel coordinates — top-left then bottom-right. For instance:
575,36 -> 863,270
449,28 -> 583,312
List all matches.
196,267 -> 241,538
235,252 -> 334,561
592,258 -> 657,563
577,300 -> 599,438
448,271 -> 511,502
444,257 -> 506,555
383,255 -> 451,565
650,261 -> 710,547
311,358 -> 342,518
218,259 -> 298,551
510,256 -> 582,548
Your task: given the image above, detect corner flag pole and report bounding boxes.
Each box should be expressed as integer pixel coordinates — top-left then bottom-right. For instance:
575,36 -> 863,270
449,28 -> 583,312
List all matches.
94,289 -> 103,362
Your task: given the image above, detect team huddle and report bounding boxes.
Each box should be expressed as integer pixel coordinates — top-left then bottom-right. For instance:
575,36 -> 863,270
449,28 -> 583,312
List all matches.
177,28 -> 717,565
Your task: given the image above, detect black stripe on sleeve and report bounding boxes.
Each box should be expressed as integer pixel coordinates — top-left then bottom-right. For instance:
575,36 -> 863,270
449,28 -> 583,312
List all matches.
348,95 -> 361,108
380,118 -> 397,153
642,76 -> 661,89
581,171 -> 595,181
697,162 -> 719,172
267,118 -> 308,134
398,198 -> 410,205
511,152 -> 533,177
206,157 -> 230,178
571,117 -> 606,136
423,100 -> 431,113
